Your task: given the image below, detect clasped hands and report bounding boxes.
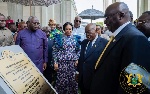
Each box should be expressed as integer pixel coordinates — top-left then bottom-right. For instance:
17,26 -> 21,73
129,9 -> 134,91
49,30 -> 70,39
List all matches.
54,60 -> 78,71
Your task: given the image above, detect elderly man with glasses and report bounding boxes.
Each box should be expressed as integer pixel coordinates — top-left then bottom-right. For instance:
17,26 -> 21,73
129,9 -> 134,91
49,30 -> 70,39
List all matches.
137,11 -> 150,39
15,16 -> 48,73
90,2 -> 150,94
72,16 -> 86,42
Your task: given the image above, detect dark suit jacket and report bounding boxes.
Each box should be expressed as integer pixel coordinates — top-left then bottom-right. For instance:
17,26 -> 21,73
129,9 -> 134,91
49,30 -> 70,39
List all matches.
43,38 -> 54,83
78,36 -> 108,90
48,38 -> 54,65
90,23 -> 150,94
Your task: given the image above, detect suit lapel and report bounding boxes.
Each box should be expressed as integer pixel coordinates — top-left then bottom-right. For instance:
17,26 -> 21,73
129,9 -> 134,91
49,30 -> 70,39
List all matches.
82,40 -> 88,59
96,23 -> 132,69
84,37 -> 101,60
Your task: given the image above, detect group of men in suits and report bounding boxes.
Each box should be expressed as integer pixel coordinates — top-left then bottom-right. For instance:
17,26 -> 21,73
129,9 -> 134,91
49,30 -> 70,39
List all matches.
77,2 -> 150,94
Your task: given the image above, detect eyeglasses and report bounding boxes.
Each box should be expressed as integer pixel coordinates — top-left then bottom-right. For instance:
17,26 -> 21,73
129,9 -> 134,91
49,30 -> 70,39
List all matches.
137,20 -> 150,25
104,12 -> 120,20
0,20 -> 6,22
75,20 -> 81,23
32,22 -> 40,25
57,27 -> 62,29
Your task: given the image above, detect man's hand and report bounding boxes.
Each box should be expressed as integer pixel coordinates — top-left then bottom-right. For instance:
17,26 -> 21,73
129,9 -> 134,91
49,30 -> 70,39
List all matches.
54,63 -> 58,71
43,62 -> 47,70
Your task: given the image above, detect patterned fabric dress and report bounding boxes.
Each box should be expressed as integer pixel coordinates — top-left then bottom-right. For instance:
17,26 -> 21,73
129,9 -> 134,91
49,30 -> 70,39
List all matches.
52,34 -> 81,94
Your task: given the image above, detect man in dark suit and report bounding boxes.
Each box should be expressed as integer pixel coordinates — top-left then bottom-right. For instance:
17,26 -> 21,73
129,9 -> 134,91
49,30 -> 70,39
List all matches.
90,2 -> 150,94
77,23 -> 108,94
136,11 -> 150,38
42,26 -> 55,84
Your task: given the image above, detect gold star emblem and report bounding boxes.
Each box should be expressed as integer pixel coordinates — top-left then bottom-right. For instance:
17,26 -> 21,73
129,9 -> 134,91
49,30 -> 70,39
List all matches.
113,39 -> 116,42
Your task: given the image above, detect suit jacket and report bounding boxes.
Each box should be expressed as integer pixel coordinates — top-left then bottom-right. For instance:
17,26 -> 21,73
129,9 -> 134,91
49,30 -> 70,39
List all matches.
43,37 -> 54,83
48,37 -> 54,66
90,23 -> 150,94
78,36 -> 108,90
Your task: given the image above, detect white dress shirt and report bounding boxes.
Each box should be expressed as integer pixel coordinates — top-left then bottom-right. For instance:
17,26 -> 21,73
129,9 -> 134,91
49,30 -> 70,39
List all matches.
72,26 -> 86,41
113,21 -> 130,37
86,34 -> 98,49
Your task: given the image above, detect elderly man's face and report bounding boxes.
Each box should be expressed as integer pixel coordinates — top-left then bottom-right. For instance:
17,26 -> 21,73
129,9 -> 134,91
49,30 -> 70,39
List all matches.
0,16 -> 6,28
74,17 -> 81,27
104,9 -> 120,32
29,17 -> 40,31
85,25 -> 97,41
137,13 -> 150,37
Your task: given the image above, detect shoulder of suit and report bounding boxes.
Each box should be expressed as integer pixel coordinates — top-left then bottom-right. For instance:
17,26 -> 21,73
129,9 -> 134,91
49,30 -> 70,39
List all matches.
124,26 -> 145,37
98,36 -> 108,43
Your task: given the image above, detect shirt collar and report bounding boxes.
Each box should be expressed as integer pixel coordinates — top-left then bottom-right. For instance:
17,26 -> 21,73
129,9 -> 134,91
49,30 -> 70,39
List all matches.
87,34 -> 98,46
113,21 -> 130,37
74,25 -> 83,29
0,27 -> 7,30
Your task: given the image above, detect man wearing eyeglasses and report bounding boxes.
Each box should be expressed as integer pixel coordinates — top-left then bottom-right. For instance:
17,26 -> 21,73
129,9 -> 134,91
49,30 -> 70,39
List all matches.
72,16 -> 86,42
90,2 -> 150,94
137,11 -> 150,40
15,16 -> 48,73
0,13 -> 14,47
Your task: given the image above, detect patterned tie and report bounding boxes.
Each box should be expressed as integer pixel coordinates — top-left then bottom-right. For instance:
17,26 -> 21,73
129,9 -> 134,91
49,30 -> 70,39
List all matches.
95,36 -> 114,69
85,41 -> 92,55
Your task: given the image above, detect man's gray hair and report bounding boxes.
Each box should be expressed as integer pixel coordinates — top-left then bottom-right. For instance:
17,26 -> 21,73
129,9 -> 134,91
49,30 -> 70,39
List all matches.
28,16 -> 37,22
118,2 -> 129,12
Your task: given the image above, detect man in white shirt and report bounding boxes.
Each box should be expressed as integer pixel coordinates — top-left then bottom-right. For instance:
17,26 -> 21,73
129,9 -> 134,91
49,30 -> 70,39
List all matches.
72,16 -> 86,42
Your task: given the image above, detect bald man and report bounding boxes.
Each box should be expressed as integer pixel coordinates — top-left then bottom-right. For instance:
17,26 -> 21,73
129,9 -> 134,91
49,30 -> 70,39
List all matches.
91,2 -> 150,94
72,16 -> 86,42
77,23 -> 108,94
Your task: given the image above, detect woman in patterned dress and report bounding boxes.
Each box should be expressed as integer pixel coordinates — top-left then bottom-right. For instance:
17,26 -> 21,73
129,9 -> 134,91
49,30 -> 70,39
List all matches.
52,22 -> 81,94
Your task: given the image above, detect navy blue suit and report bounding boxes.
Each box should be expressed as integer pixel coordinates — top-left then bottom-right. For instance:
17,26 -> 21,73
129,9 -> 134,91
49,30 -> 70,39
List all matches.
78,36 -> 108,93
90,23 -> 150,94
43,38 -> 54,83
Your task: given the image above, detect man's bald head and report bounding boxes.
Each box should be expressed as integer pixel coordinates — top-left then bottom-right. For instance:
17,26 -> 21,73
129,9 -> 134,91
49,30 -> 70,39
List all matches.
74,16 -> 82,28
85,23 -> 96,31
75,16 -> 82,20
105,2 -> 129,16
85,23 -> 97,41
104,2 -> 130,32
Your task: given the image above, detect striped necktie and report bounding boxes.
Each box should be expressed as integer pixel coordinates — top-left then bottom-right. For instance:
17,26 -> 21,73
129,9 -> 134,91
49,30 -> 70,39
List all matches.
95,36 -> 114,69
